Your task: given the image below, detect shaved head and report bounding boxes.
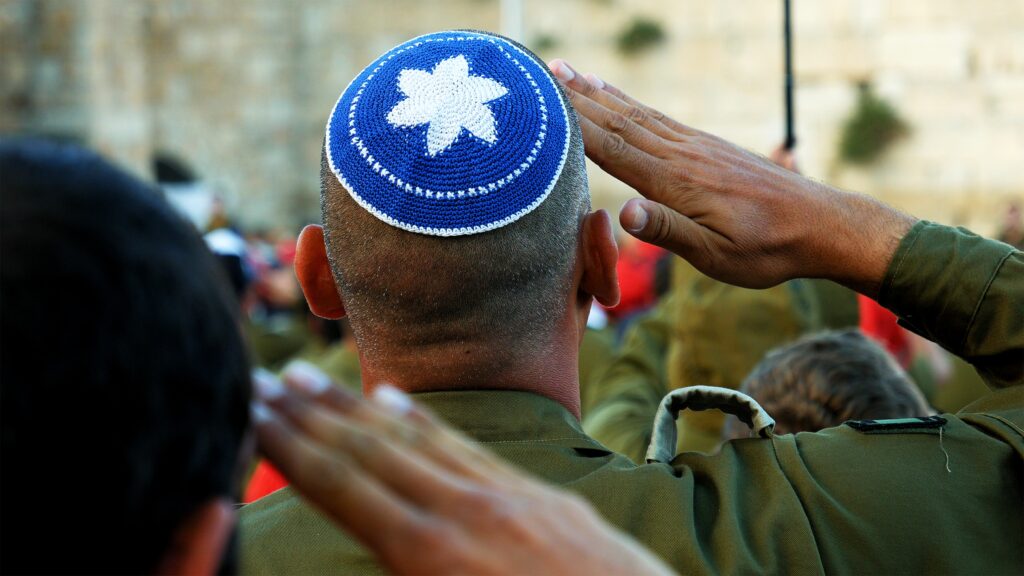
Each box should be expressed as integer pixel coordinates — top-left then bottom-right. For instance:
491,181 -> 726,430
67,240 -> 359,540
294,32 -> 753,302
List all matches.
321,129 -> 587,365
320,37 -> 589,373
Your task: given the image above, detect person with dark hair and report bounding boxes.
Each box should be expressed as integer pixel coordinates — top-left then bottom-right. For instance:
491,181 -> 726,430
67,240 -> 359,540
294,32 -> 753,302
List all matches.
0,140 -> 252,574
242,30 -> 1022,575
725,330 -> 933,438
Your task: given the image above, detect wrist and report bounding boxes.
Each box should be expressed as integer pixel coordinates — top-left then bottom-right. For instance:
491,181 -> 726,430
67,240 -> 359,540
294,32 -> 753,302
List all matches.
803,184 -> 916,298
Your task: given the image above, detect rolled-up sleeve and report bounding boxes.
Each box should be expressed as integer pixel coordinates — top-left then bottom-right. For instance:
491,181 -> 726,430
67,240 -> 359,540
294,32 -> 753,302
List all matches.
878,221 -> 1023,389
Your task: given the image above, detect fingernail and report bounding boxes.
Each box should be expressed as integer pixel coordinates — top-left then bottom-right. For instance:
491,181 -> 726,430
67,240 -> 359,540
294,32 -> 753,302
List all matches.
373,384 -> 413,416
585,73 -> 605,89
253,368 -> 285,400
552,60 -> 575,82
283,360 -> 332,394
624,204 -> 649,233
251,401 -> 274,423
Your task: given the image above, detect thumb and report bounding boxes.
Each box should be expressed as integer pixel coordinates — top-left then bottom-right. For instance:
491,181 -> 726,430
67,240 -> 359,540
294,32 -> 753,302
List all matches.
619,198 -> 706,264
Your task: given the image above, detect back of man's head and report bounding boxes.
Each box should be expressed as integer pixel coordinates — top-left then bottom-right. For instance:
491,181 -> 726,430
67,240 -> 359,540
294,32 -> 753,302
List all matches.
733,329 -> 932,435
318,31 -> 589,376
0,140 -> 250,574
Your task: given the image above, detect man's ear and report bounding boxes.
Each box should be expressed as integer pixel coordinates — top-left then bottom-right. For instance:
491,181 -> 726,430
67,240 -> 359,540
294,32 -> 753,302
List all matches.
295,224 -> 347,319
155,499 -> 234,576
579,209 -> 620,307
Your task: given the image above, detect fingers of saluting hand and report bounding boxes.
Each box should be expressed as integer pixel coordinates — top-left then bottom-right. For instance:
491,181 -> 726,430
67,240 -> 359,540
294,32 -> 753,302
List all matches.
574,111 -> 671,200
251,373 -> 425,555
549,60 -> 731,218
252,364 -> 520,510
288,361 -> 508,482
590,75 -> 701,138
549,59 -> 683,142
548,59 -> 683,205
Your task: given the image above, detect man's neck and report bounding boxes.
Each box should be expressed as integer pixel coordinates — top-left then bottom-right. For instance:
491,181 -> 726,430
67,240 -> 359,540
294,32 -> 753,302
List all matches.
358,338 -> 583,420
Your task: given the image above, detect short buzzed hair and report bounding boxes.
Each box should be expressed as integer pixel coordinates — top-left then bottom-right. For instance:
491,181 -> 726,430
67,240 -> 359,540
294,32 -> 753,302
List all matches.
320,38 -> 589,365
733,329 -> 932,435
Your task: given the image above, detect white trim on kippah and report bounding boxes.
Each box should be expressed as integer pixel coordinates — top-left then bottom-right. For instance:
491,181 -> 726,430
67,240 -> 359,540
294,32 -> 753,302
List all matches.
324,31 -> 572,237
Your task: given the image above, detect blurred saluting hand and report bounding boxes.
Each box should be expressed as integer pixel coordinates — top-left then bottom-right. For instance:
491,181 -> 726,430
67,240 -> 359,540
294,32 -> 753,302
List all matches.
252,364 -> 675,576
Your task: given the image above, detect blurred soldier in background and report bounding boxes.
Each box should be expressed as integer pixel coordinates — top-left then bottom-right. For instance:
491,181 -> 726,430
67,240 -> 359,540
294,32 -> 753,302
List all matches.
723,329 -> 933,438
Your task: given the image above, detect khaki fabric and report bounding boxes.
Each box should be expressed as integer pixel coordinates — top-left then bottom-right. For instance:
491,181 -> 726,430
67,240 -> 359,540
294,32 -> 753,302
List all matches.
242,222 -> 1024,575
581,296 -> 675,463
578,325 -> 616,416
584,265 -> 821,459
245,314 -> 310,371
667,260 -> 821,393
668,266 -> 821,453
805,278 -> 860,329
934,354 -> 990,412
301,342 -> 363,392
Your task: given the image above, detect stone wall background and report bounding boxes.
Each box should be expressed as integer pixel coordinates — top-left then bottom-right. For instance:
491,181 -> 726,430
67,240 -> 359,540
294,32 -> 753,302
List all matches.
2,0 -> 1021,234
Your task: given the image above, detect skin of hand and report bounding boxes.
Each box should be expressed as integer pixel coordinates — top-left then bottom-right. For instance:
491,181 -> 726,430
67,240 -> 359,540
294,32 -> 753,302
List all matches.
547,60 -> 916,298
251,363 -> 676,576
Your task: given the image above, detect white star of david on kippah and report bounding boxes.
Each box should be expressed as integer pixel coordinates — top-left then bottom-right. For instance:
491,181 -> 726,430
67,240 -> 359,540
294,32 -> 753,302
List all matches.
386,55 -> 509,156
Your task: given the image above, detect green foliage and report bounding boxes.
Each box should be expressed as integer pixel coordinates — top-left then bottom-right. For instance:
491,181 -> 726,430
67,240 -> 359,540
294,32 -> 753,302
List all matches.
531,33 -> 558,53
838,84 -> 910,165
616,17 -> 666,56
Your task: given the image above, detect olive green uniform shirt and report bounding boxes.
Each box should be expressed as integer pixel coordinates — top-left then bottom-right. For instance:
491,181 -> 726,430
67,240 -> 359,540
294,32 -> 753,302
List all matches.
242,222 -> 1024,575
297,341 -> 363,393
585,270 -> 821,459
578,325 -> 617,416
246,313 -> 311,371
805,278 -> 860,330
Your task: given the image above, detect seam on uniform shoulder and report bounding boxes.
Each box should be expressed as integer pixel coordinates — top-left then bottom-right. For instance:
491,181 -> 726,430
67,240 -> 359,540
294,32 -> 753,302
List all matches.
961,249 -> 1014,350
981,413 -> 1024,440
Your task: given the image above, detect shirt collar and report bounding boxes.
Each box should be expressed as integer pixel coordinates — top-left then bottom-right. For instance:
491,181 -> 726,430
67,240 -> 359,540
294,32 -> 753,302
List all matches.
409,389 -> 610,452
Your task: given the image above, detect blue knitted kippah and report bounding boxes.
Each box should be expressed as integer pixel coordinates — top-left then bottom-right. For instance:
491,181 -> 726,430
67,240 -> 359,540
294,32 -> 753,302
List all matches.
325,31 -> 571,236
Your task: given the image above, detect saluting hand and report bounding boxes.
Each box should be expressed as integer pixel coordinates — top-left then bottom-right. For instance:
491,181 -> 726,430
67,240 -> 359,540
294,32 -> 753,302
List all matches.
548,60 -> 915,298
251,364 -> 676,576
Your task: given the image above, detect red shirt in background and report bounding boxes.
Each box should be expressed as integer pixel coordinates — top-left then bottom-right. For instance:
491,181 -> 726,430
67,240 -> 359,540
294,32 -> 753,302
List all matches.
858,294 -> 911,367
244,459 -> 288,503
606,238 -> 666,320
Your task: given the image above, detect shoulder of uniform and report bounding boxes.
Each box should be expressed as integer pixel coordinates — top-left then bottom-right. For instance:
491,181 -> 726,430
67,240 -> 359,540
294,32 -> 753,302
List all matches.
844,415 -> 947,435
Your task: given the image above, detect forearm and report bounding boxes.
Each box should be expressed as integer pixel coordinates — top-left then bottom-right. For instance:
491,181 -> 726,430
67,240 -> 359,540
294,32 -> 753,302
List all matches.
800,183 -> 917,299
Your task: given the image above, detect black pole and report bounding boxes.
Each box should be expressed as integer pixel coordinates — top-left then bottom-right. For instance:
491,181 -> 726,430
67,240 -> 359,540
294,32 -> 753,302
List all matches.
783,0 -> 796,150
